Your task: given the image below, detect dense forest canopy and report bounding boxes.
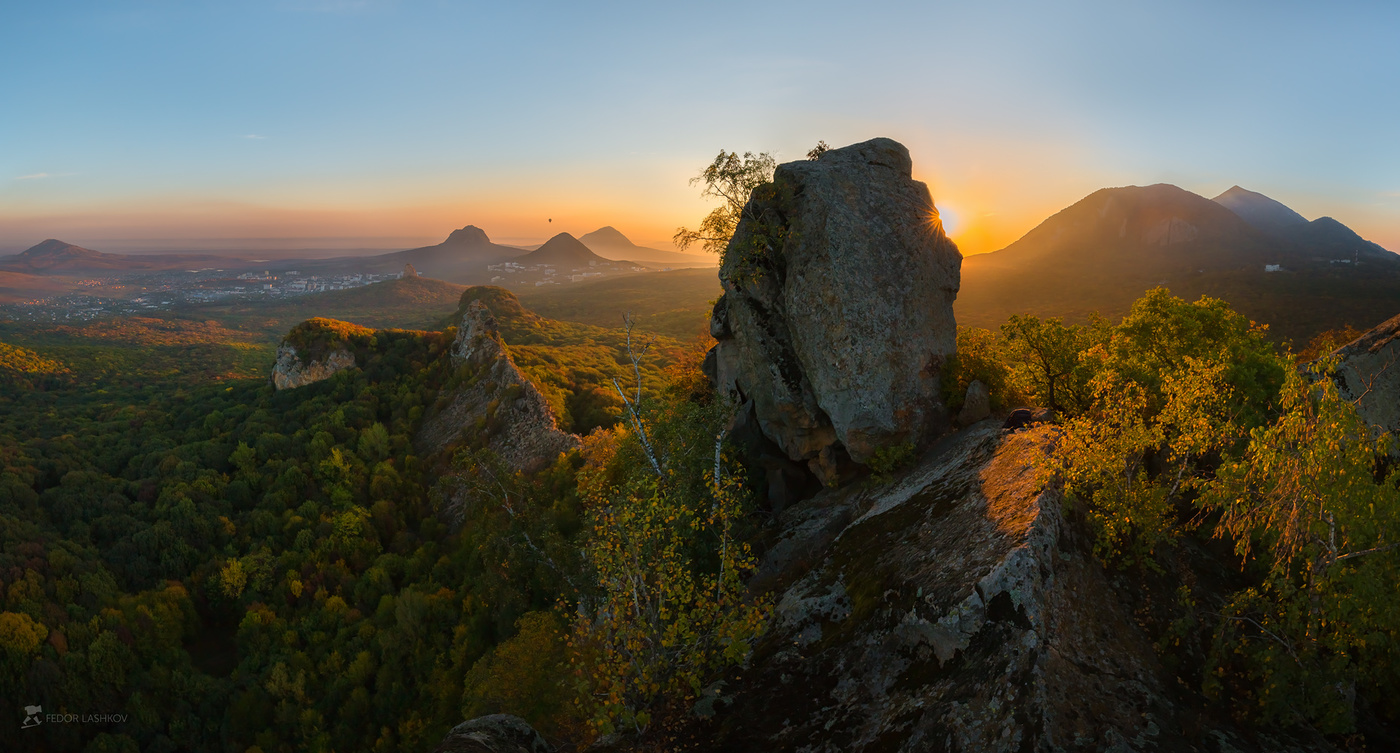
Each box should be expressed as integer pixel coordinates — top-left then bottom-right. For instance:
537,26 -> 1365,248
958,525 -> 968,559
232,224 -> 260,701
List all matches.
1,280 -> 1398,751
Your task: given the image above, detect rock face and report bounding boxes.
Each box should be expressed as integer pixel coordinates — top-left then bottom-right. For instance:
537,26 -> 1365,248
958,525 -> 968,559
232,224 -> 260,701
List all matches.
432,714 -> 551,753
417,300 -> 579,470
709,137 -> 961,482
698,423 -> 1332,752
271,345 -> 357,390
1327,312 -> 1400,439
956,380 -> 991,426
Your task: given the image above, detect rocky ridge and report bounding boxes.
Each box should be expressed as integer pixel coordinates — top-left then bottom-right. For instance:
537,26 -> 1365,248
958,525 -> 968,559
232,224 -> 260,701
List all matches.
417,299 -> 579,471
1326,312 -> 1400,441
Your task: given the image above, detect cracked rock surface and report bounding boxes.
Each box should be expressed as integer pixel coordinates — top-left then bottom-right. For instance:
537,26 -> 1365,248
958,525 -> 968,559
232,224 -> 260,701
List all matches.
417,300 -> 579,471
697,422 -> 1336,753
709,137 -> 961,482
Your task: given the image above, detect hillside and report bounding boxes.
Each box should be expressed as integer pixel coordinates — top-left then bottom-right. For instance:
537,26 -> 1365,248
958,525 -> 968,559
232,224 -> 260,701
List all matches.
0,269 -> 75,303
515,267 -> 722,339
187,273 -> 468,337
578,226 -> 717,267
958,183 -> 1400,344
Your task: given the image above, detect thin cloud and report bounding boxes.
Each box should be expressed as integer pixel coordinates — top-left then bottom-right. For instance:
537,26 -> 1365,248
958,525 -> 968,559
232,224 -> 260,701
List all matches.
242,134 -> 268,140
16,172 -> 50,180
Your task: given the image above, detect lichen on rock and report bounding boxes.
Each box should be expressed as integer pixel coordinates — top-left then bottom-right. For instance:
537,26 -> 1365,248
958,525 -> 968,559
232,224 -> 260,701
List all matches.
709,137 -> 962,483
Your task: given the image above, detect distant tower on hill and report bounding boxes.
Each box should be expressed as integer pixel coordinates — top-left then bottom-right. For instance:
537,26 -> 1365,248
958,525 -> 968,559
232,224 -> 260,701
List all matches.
403,263 -> 418,278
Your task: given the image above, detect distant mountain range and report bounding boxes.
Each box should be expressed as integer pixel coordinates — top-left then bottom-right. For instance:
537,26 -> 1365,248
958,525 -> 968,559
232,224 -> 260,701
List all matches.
958,183 -> 1400,344
335,225 -> 527,281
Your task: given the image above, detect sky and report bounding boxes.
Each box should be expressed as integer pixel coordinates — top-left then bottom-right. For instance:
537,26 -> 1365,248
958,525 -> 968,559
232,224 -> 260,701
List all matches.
3,0 -> 1399,256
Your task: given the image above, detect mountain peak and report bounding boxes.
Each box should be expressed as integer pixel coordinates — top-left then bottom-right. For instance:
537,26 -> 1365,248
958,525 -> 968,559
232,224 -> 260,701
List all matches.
519,232 -> 608,266
579,226 -> 632,247
444,225 -> 491,246
1211,186 -> 1308,235
20,239 -> 96,258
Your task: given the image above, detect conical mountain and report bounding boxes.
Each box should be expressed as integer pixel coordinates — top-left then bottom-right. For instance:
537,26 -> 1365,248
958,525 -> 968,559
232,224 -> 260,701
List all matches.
578,226 -> 717,266
516,233 -> 609,267
576,226 -> 633,251
1,238 -> 232,272
11,239 -> 121,270
1210,186 -> 1391,261
1211,186 -> 1308,235
1292,216 -> 1393,261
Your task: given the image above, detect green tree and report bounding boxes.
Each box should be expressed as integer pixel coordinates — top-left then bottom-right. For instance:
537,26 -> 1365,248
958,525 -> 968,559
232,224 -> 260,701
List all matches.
673,150 -> 777,256
1202,363 -> 1400,730
569,336 -> 769,738
0,610 -> 47,655
942,326 -> 1029,413
1000,313 -> 1107,415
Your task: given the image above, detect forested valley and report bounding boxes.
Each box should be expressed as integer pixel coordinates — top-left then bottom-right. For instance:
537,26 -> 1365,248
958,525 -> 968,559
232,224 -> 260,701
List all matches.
2,277 -> 1399,751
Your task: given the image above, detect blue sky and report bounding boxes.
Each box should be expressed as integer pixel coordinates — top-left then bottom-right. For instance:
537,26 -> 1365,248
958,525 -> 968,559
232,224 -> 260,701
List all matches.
3,0 -> 1398,254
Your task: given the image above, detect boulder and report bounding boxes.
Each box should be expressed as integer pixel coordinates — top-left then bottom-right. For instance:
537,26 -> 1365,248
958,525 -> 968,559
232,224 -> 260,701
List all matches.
417,300 -> 580,470
432,714 -> 551,753
1326,312 -> 1400,440
709,137 -> 961,483
271,345 -> 356,390
956,379 -> 991,426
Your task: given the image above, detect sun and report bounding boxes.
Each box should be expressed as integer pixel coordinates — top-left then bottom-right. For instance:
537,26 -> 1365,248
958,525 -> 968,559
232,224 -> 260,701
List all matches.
935,203 -> 961,238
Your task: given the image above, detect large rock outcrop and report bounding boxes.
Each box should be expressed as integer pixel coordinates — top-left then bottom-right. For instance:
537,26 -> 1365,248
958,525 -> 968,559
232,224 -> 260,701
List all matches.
709,137 -> 961,482
1327,312 -> 1400,439
696,421 -> 1334,752
271,345 -> 357,390
417,300 -> 580,471
435,419 -> 1332,752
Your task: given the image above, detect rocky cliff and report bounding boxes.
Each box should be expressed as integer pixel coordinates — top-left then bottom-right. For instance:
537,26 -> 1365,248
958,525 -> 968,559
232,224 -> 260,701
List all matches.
271,344 -> 357,390
1326,312 -> 1400,440
417,299 -> 580,471
708,137 -> 961,483
692,421 -> 1327,752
